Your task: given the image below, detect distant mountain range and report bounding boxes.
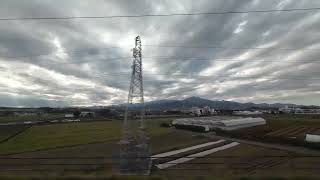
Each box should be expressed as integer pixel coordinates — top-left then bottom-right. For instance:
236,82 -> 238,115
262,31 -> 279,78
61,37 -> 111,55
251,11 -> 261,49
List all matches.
0,96 -> 317,110
123,96 -> 315,110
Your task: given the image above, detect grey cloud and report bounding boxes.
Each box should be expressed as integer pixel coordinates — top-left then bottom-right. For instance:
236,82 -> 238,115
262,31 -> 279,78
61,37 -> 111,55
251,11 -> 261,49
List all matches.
0,0 -> 319,106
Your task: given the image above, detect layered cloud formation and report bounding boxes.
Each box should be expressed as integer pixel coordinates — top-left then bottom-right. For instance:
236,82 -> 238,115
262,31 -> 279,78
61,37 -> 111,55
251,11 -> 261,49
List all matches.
0,0 -> 319,106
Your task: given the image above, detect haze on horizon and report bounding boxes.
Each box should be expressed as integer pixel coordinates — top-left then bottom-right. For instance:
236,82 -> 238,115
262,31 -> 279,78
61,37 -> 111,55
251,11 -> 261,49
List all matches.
0,0 -> 320,107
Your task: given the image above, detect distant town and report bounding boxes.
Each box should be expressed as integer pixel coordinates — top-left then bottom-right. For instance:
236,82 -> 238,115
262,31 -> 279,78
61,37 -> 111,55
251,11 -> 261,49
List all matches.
0,97 -> 319,126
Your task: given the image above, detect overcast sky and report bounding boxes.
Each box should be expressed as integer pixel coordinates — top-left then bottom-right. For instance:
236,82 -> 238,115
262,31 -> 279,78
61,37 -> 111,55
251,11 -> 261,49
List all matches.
0,0 -> 320,107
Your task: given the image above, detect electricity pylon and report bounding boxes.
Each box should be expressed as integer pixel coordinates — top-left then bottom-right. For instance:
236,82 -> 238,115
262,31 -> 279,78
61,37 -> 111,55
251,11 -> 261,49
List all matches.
118,36 -> 151,175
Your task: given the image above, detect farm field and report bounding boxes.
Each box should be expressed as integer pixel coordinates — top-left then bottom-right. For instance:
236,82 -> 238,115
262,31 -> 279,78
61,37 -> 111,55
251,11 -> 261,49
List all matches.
1,114 -> 320,155
0,115 -> 320,179
0,125 -> 31,142
1,141 -> 320,179
0,114 -> 64,123
0,122 -> 211,178
0,118 -> 179,155
220,114 -> 320,141
3,135 -> 318,179
155,143 -> 320,179
265,125 -> 320,139
0,121 -> 121,155
262,114 -> 320,128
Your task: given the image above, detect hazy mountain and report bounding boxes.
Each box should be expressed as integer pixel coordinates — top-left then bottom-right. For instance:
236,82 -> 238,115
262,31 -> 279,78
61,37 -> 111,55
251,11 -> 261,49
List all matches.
136,96 -> 300,110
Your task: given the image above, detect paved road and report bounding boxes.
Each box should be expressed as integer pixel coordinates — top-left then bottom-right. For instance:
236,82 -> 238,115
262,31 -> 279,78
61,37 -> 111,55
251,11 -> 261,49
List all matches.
205,133 -> 320,155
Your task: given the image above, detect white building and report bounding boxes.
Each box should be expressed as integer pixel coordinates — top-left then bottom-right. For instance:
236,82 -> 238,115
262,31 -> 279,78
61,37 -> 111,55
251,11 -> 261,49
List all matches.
279,105 -> 320,114
80,112 -> 95,118
191,106 -> 215,116
233,111 -> 263,115
14,112 -> 38,116
64,114 -> 74,118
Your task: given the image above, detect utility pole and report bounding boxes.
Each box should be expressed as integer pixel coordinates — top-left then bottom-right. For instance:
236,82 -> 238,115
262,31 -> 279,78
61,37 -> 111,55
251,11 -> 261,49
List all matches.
118,36 -> 151,175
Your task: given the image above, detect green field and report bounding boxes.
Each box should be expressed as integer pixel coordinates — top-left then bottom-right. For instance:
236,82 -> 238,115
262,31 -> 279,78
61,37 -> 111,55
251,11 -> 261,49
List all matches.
0,114 -> 65,123
263,114 -> 320,127
0,118 -> 212,179
2,114 -> 320,155
0,121 -> 120,154
0,119 -> 180,155
0,125 -> 30,142
1,115 -> 320,179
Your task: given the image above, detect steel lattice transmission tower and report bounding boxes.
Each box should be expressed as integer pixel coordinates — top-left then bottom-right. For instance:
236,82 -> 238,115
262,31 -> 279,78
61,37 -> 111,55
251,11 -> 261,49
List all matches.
118,36 -> 151,175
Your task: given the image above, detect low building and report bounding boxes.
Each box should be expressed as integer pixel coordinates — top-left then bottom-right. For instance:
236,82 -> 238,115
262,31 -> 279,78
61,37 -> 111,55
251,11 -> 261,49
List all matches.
80,112 -> 95,118
64,114 -> 74,118
14,112 -> 38,116
233,111 -> 263,115
279,105 -> 320,114
279,105 -> 296,113
295,108 -> 320,114
191,106 -> 215,116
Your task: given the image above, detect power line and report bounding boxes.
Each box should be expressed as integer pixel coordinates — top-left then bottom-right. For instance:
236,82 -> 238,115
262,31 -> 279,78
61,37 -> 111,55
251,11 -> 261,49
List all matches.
1,44 -> 320,62
4,69 -> 318,85
3,55 -> 320,66
95,73 -> 320,80
40,57 -> 320,64
1,56 -> 133,65
100,72 -> 320,77
97,78 -> 320,86
1,7 -> 320,21
0,46 -> 124,60
141,57 -> 320,63
144,44 -> 320,51
0,155 -> 319,159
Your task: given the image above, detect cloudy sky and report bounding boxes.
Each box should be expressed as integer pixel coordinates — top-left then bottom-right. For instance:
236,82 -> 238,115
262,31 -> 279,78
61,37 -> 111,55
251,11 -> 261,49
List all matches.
0,0 -> 320,107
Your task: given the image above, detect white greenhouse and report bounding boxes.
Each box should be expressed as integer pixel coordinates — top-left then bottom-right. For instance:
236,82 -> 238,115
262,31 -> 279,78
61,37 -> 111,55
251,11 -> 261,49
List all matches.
305,134 -> 320,143
215,117 -> 266,130
172,117 -> 266,131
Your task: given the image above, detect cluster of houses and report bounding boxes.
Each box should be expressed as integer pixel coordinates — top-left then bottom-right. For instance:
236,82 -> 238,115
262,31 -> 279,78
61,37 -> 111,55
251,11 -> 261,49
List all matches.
1,104 -> 319,121
189,106 -> 216,116
185,105 -> 320,116
64,111 -> 95,118
184,107 -> 270,117
279,105 -> 320,114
